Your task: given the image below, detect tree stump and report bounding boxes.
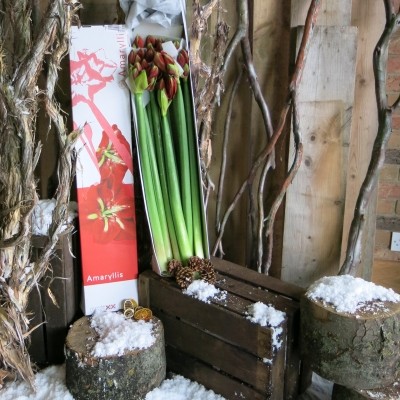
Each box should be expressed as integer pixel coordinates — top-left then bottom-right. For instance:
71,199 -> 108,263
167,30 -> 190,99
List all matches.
332,381 -> 400,399
65,315 -> 166,400
300,295 -> 400,390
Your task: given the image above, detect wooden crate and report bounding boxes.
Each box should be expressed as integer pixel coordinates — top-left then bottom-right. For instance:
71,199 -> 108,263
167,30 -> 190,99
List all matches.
139,257 -> 306,400
27,234 -> 81,365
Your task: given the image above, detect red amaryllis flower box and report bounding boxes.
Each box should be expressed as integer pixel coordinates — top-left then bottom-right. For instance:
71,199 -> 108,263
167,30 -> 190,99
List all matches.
70,26 -> 138,315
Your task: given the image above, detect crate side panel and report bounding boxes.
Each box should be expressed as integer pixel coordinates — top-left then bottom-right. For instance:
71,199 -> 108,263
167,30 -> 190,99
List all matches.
157,309 -> 271,392
166,346 -> 268,400
144,271 -> 273,358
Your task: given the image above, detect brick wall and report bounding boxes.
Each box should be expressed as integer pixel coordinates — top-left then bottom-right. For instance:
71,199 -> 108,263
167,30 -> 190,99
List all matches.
374,29 -> 400,262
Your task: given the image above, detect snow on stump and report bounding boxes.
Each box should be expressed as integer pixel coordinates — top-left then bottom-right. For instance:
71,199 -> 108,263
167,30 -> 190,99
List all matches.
65,312 -> 166,400
332,381 -> 400,399
300,275 -> 400,390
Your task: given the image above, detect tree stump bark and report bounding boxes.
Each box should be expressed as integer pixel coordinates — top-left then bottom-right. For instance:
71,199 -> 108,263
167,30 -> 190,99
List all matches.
65,315 -> 166,400
332,381 -> 400,399
300,294 -> 400,390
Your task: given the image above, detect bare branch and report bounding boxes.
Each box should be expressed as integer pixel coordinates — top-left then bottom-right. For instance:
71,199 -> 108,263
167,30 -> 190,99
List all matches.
211,0 -> 321,258
339,3 -> 400,275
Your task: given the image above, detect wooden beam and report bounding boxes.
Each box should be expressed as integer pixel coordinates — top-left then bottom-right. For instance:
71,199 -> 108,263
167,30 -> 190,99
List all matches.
281,21 -> 358,287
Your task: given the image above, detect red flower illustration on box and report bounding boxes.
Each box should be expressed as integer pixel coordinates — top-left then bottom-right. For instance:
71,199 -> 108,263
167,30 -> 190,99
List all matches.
70,48 -> 133,174
81,181 -> 136,243
79,124 -> 135,244
97,125 -> 131,186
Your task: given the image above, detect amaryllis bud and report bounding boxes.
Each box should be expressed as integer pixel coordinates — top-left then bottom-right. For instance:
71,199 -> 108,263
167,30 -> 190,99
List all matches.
133,35 -> 145,49
145,35 -> 157,48
145,44 -> 155,62
177,49 -> 190,80
141,58 -> 149,70
128,49 -> 146,66
146,65 -> 159,91
153,51 -> 167,73
128,50 -> 136,65
164,75 -> 178,100
154,38 -> 163,52
177,49 -> 189,68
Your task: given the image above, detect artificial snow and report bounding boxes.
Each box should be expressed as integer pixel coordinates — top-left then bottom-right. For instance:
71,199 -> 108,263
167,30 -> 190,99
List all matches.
246,301 -> 286,350
306,274 -> 400,314
0,365 -> 73,400
32,199 -> 77,236
90,311 -> 155,357
183,280 -> 227,303
144,374 -> 226,400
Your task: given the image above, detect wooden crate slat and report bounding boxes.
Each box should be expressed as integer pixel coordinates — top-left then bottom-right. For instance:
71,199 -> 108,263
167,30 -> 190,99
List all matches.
141,272 -> 273,358
166,346 -> 268,400
157,308 -> 271,393
216,273 -> 299,315
211,257 -> 304,300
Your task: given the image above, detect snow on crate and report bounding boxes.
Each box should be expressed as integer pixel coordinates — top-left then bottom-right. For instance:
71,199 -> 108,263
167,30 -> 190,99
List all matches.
183,280 -> 227,303
90,311 -> 155,357
306,275 -> 400,314
246,301 -> 286,350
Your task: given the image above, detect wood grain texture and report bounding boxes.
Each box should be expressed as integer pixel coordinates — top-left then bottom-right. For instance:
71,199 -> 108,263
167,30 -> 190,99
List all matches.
281,11 -> 358,287
282,101 -> 353,286
291,0 -> 352,27
139,260 -> 303,399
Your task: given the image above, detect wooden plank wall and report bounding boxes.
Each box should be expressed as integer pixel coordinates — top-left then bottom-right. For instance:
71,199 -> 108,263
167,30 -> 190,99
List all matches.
282,0 -> 384,287
281,0 -> 358,287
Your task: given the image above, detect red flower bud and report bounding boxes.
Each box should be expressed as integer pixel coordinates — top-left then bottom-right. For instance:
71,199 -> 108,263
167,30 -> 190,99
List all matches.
133,35 -> 145,49
145,35 -> 157,48
164,75 -> 178,100
153,51 -> 167,73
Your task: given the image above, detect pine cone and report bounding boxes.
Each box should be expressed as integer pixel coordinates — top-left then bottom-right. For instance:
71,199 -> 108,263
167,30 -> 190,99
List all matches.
187,256 -> 204,271
167,259 -> 183,277
175,267 -> 196,289
200,262 -> 216,285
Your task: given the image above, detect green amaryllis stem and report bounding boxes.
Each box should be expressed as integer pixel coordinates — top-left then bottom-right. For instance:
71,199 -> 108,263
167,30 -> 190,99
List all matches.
170,83 -> 193,249
158,88 -> 193,262
134,92 -> 169,272
182,79 -> 205,258
144,103 -> 173,262
149,91 -> 181,261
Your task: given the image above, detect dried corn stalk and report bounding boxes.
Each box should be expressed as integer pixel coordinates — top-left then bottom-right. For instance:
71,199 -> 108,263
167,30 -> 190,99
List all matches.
0,0 -> 80,388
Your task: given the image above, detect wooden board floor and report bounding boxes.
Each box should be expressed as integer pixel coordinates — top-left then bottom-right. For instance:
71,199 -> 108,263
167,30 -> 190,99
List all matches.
372,259 -> 400,293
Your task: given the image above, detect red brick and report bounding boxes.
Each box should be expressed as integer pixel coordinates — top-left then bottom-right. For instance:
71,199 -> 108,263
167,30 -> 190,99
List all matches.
387,54 -> 400,74
376,198 -> 397,215
386,75 -> 400,93
374,229 -> 392,247
392,115 -> 400,130
378,182 -> 400,199
389,34 -> 400,55
388,130 -> 400,148
380,164 -> 400,181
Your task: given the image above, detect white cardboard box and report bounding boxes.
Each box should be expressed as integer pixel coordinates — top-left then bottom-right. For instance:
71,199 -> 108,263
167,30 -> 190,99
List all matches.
69,25 -> 138,315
